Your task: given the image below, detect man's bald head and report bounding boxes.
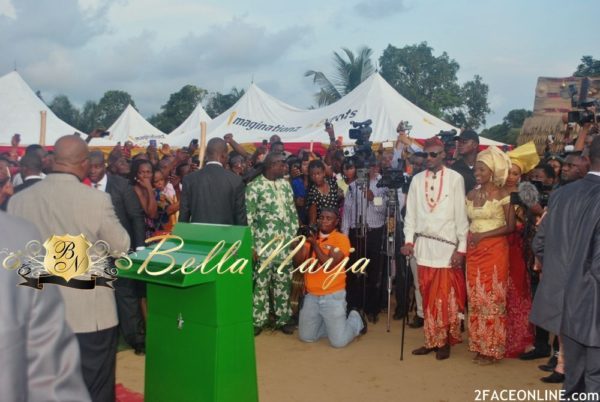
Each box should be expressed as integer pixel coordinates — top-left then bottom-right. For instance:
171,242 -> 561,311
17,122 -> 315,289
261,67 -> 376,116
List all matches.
206,138 -> 228,165
53,135 -> 90,180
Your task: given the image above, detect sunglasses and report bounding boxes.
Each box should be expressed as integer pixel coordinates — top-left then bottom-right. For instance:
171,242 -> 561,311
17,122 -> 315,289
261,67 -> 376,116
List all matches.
426,151 -> 441,158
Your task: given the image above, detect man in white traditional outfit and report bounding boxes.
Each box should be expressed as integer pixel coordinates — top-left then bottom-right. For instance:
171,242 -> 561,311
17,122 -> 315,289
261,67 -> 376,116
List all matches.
401,136 -> 469,360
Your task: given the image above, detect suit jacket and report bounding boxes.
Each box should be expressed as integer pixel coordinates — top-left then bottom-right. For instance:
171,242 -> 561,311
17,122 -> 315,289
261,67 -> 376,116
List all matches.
179,163 -> 248,225
13,177 -> 42,194
0,212 -> 91,401
105,174 -> 145,250
7,173 -> 130,333
531,174 -> 600,346
450,158 -> 476,194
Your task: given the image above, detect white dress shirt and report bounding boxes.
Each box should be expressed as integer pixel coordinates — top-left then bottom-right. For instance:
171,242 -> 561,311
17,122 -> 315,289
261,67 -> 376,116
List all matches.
341,176 -> 387,234
92,173 -> 108,192
403,167 -> 469,268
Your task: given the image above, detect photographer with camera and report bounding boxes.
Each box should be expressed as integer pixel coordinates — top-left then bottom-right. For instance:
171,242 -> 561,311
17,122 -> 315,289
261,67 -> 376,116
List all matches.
528,163 -> 555,218
510,162 -> 558,363
341,157 -> 387,323
293,208 -> 367,348
392,121 -> 422,170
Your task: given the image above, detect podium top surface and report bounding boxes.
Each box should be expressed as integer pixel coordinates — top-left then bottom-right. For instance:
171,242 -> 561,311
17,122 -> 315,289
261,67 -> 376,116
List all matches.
117,223 -> 253,288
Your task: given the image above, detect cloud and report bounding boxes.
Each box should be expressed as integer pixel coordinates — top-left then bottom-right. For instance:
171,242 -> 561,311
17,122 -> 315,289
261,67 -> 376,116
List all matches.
354,0 -> 410,19
155,18 -> 311,76
0,0 -> 116,48
0,0 -> 16,19
0,0 -> 312,118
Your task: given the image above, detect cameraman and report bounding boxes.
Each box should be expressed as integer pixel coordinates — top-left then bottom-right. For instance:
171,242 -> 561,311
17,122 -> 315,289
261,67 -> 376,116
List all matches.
294,208 -> 367,348
341,157 -> 387,323
518,162 -> 558,361
528,163 -> 556,218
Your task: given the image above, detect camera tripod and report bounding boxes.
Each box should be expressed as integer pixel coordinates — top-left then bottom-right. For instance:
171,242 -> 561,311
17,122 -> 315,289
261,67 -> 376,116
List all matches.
351,168 -> 370,314
377,187 -> 410,360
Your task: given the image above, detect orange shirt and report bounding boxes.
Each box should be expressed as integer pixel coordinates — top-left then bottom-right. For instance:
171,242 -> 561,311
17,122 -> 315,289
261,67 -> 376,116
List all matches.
304,230 -> 351,296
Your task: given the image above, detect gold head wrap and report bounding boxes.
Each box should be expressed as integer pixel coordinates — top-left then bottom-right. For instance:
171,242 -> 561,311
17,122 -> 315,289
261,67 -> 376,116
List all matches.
507,142 -> 540,175
476,146 -> 511,187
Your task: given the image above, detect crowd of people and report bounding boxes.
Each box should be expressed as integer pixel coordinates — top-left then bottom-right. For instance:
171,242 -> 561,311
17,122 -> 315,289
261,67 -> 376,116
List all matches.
1,119 -> 600,400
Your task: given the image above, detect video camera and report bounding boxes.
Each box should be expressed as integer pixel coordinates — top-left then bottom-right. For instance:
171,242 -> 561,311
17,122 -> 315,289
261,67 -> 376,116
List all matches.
349,119 -> 373,144
566,78 -> 600,125
297,224 -> 318,238
349,119 -> 374,167
377,168 -> 412,193
509,180 -> 552,209
436,129 -> 458,147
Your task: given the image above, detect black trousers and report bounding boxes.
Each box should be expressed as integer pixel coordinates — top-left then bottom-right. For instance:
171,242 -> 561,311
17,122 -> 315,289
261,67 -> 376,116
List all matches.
114,278 -> 145,348
346,227 -> 384,315
562,334 -> 600,397
76,326 -> 118,402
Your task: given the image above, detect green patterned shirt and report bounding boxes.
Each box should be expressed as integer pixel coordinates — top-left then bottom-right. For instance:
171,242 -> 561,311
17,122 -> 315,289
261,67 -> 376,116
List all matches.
246,175 -> 299,262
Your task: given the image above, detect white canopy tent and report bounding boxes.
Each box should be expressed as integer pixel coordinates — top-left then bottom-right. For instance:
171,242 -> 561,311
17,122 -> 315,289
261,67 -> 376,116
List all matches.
166,73 -> 505,147
0,71 -> 82,145
168,103 -> 212,138
89,104 -> 167,147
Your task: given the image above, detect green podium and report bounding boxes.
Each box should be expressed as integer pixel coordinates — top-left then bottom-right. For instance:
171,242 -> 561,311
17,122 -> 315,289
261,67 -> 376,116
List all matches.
119,223 -> 258,402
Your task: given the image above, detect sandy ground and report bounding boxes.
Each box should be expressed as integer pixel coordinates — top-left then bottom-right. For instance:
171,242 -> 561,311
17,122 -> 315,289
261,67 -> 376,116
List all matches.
117,314 -> 560,402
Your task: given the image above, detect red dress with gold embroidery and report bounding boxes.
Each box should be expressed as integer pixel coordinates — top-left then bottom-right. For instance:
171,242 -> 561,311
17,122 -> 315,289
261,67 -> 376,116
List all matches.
466,197 -> 510,360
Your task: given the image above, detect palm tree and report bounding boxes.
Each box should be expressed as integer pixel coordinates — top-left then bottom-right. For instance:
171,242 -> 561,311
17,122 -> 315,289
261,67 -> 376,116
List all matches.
305,46 -> 375,106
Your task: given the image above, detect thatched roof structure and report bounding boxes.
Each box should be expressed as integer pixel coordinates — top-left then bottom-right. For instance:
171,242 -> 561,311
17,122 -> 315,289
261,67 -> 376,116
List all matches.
517,76 -> 600,154
518,115 -> 579,154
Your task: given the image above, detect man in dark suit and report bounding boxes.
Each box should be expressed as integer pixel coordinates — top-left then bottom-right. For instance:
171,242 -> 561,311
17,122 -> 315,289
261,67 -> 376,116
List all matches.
13,153 -> 44,194
450,130 -> 479,194
179,138 -> 247,225
88,151 -> 147,355
531,136 -> 600,397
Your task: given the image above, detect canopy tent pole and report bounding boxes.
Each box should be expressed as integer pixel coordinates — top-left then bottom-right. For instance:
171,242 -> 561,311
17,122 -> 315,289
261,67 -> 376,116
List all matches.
198,121 -> 207,168
39,110 -> 47,146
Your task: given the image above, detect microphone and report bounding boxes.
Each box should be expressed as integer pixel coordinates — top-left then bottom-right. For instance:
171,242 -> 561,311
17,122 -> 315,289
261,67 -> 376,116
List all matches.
518,181 -> 540,209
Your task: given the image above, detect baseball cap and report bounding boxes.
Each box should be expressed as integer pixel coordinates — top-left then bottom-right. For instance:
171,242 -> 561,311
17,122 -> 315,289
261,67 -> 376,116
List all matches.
456,130 -> 479,143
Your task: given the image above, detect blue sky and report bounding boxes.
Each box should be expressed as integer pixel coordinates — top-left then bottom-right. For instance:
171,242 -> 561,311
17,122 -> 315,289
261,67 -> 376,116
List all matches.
0,0 -> 595,128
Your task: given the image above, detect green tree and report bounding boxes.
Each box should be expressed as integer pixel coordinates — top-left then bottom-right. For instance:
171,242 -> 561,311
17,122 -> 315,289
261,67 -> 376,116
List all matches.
204,87 -> 245,118
574,56 -> 600,77
503,108 -> 532,128
305,46 -> 374,106
149,85 -> 208,132
379,42 -> 461,117
79,101 -> 99,133
49,95 -> 80,128
480,108 -> 532,145
379,42 -> 491,129
95,90 -> 136,128
445,75 -> 491,129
